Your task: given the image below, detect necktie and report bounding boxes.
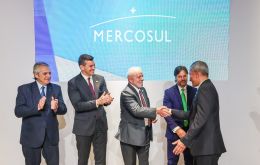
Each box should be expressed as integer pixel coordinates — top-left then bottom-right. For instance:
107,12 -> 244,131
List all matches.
139,89 -> 151,126
139,89 -> 147,107
88,77 -> 96,97
180,88 -> 188,127
40,86 -> 45,97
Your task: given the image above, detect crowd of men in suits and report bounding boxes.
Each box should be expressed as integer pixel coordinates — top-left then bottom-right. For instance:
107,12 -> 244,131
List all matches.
15,54 -> 226,165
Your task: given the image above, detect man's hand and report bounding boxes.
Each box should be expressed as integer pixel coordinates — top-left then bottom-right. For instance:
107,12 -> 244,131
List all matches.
51,96 -> 59,112
172,139 -> 186,155
156,106 -> 171,117
96,92 -> 114,106
38,96 -> 46,111
175,128 -> 186,138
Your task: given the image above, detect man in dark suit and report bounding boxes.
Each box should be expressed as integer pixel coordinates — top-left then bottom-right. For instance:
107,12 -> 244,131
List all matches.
171,61 -> 226,165
115,66 -> 171,165
15,62 -> 67,165
163,66 -> 197,165
68,54 -> 113,165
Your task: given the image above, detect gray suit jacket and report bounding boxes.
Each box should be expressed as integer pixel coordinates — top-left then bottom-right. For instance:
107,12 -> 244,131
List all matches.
115,83 -> 156,146
171,79 -> 226,156
68,74 -> 108,136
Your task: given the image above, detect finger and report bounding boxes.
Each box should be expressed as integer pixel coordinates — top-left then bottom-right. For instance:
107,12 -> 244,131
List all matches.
152,119 -> 158,123
172,140 -> 178,145
51,96 -> 54,100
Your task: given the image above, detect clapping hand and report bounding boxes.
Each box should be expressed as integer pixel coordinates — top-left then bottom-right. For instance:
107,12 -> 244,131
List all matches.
51,96 -> 59,112
97,92 -> 114,106
38,96 -> 46,111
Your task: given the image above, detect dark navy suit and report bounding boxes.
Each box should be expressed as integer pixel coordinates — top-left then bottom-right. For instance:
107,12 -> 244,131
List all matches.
15,81 -> 67,165
163,84 -> 196,165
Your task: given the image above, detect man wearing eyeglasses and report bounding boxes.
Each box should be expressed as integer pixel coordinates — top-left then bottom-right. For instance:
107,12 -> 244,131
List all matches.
15,62 -> 67,165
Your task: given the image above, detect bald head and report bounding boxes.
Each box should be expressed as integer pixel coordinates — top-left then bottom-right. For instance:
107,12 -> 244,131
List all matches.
127,67 -> 142,77
127,66 -> 144,88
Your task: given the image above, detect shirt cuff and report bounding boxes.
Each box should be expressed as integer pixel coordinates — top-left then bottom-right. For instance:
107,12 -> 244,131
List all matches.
96,100 -> 99,108
172,126 -> 181,133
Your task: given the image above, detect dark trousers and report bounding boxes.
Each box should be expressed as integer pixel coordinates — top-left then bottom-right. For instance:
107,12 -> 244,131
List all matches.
120,127 -> 151,165
193,154 -> 220,165
22,136 -> 59,165
76,122 -> 107,165
167,139 -> 193,165
120,142 -> 150,165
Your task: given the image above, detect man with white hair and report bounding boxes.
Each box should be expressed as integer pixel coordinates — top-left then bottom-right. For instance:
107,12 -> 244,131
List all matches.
115,66 -> 170,165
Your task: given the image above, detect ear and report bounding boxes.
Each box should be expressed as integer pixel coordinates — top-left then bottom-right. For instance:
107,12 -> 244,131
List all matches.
34,73 -> 39,79
79,65 -> 84,71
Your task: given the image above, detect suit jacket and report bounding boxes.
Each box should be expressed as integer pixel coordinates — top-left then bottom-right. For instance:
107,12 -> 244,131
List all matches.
172,79 -> 226,156
68,74 -> 108,136
163,85 -> 197,140
15,81 -> 67,148
115,83 -> 156,146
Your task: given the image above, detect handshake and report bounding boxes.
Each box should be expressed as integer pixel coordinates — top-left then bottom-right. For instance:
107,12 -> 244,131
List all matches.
156,106 -> 172,117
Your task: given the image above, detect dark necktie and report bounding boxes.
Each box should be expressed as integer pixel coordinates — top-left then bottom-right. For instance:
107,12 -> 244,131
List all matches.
139,89 -> 152,126
180,88 -> 188,127
139,89 -> 147,107
40,86 -> 45,97
88,77 -> 96,97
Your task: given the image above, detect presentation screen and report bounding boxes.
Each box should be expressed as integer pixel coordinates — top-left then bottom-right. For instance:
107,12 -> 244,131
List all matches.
34,0 -> 230,81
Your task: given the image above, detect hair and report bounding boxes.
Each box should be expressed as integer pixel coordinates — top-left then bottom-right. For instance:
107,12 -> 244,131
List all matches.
190,60 -> 209,76
78,54 -> 94,66
127,66 -> 142,77
174,66 -> 188,77
33,62 -> 49,74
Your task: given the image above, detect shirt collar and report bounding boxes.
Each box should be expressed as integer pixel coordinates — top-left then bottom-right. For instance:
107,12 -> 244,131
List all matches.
129,83 -> 141,93
36,80 -> 47,90
178,85 -> 187,92
81,72 -> 92,81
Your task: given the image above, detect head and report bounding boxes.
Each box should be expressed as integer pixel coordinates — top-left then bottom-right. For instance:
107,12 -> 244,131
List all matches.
189,61 -> 209,87
33,62 -> 51,85
78,54 -> 95,76
127,66 -> 144,88
174,66 -> 188,88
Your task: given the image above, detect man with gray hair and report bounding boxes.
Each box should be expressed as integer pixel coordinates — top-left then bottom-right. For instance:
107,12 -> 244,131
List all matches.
115,66 -> 170,165
171,61 -> 226,165
15,62 -> 67,165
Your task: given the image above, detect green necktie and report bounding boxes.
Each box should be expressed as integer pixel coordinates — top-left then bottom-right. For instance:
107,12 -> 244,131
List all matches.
180,88 -> 188,127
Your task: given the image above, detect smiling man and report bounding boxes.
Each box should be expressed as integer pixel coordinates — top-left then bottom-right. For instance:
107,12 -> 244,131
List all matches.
163,66 -> 197,165
115,66 -> 171,165
15,62 -> 67,165
68,54 -> 113,165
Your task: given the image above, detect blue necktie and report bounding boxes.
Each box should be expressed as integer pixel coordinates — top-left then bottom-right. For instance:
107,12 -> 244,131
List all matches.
41,86 -> 45,97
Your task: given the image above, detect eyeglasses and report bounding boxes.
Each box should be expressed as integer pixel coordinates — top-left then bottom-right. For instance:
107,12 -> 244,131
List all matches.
38,71 -> 51,75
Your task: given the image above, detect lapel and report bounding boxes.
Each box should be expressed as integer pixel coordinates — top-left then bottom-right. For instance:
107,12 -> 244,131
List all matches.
92,74 -> 100,98
174,85 -> 183,108
31,81 -> 41,104
46,83 -> 53,101
187,85 -> 193,107
78,74 -> 96,99
140,87 -> 150,107
127,83 -> 142,106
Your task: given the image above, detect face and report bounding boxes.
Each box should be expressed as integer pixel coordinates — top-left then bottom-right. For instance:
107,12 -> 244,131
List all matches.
80,60 -> 95,76
176,70 -> 188,88
34,66 -> 51,85
129,72 -> 144,88
189,70 -> 200,87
